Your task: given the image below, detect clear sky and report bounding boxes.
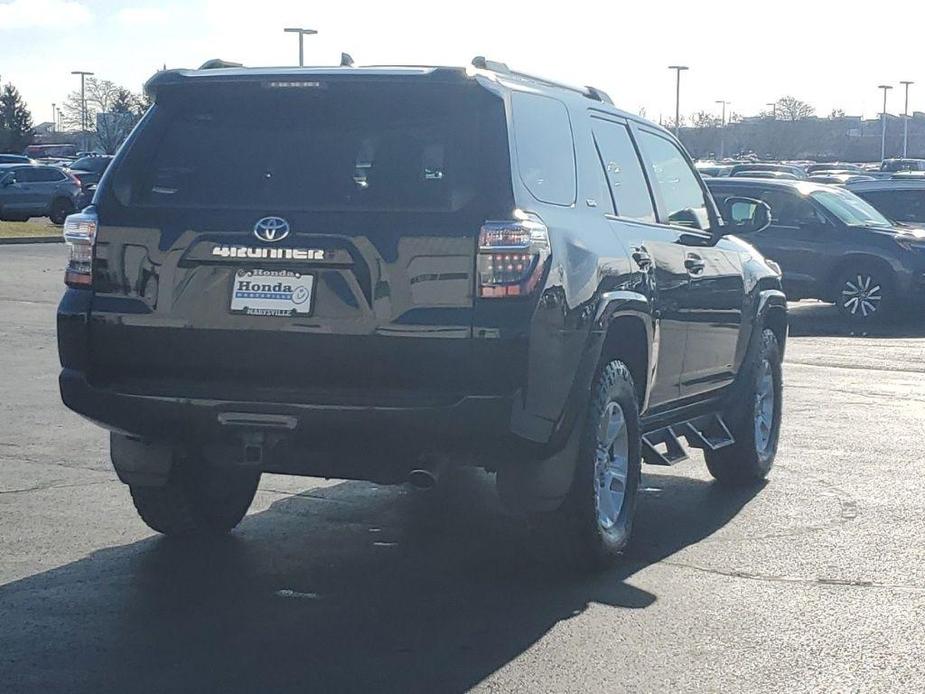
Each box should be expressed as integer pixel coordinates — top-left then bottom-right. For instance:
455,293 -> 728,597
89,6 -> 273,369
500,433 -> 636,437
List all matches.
2,0 -> 923,126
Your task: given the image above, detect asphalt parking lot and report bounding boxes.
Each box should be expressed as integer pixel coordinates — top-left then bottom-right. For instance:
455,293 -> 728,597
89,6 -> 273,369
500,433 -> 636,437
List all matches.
1,244 -> 924,693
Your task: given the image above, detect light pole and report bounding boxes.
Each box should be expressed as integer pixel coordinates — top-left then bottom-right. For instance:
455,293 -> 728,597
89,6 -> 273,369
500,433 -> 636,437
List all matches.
715,100 -> 729,159
71,70 -> 94,149
283,27 -> 317,67
878,84 -> 893,162
900,81 -> 914,158
766,102 -> 777,119
52,103 -> 56,132
668,65 -> 688,138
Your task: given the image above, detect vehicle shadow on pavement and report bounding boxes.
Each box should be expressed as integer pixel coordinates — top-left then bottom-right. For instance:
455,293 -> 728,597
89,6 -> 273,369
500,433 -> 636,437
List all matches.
788,301 -> 925,338
0,469 -> 761,693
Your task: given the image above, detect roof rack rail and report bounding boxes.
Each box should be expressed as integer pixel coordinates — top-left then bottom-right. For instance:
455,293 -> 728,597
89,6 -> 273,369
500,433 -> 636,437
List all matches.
198,59 -> 244,70
470,56 -> 612,105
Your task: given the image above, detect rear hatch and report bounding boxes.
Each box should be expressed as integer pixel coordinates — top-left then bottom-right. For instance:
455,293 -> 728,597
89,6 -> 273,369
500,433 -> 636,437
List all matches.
89,71 -> 516,403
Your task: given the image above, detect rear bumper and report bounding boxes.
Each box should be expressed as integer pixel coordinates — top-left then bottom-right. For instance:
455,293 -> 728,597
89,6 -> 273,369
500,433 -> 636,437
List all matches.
60,368 -> 529,481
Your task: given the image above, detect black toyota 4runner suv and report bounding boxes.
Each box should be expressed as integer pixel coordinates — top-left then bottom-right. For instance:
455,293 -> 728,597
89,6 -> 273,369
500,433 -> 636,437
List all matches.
57,59 -> 787,568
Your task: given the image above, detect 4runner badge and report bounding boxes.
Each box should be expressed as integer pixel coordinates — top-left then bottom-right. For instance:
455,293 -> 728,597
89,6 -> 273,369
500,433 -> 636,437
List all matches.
211,246 -> 325,260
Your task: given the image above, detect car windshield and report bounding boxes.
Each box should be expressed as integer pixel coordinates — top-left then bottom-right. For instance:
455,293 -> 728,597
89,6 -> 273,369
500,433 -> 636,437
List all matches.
810,187 -> 892,227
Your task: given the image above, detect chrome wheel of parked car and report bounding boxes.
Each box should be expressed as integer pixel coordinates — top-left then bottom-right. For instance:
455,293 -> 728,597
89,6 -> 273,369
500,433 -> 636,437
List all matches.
594,401 -> 630,531
840,273 -> 882,319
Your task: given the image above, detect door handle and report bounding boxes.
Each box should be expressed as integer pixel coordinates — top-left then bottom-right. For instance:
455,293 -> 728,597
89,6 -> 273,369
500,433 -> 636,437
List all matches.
632,250 -> 653,270
684,254 -> 705,274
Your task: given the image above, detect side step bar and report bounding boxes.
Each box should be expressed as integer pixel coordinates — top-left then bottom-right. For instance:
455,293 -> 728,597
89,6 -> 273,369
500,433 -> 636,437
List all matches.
641,413 -> 735,466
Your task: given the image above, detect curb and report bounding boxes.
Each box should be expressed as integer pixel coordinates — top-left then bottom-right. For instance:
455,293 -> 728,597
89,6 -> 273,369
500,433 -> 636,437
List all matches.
0,236 -> 63,245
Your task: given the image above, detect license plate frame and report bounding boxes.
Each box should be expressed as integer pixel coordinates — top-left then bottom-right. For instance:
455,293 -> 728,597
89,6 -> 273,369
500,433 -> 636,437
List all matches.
229,268 -> 315,317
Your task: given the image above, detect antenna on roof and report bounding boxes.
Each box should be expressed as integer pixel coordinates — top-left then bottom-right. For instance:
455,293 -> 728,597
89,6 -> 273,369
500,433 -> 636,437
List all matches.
340,53 -> 355,67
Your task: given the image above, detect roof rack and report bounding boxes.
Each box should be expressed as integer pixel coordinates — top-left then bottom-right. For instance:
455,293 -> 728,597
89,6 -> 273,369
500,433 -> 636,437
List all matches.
470,56 -> 612,105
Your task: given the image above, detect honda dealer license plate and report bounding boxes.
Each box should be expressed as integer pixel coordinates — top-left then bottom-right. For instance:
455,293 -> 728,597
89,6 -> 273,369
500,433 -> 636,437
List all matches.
230,269 -> 314,316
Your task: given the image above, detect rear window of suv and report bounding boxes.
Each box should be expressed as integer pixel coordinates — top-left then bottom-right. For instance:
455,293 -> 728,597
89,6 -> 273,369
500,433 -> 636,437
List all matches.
113,81 -> 509,212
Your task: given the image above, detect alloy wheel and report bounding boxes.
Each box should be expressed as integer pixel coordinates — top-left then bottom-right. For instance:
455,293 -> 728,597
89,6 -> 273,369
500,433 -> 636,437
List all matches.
594,401 -> 630,531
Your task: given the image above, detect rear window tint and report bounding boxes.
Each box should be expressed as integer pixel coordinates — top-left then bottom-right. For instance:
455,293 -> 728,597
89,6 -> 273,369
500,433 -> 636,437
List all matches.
114,82 -> 509,212
511,92 -> 576,206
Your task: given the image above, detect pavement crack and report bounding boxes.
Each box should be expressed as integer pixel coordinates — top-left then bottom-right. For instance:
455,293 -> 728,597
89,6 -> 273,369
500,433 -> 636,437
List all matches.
661,560 -> 925,593
0,479 -> 114,495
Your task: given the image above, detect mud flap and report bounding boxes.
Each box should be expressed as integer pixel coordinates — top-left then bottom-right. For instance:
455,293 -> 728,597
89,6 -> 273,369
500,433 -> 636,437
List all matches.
110,433 -> 174,487
496,407 -> 586,513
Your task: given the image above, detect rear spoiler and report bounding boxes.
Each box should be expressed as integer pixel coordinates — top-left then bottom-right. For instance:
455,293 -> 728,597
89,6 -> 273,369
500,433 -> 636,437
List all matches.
143,60 -> 464,100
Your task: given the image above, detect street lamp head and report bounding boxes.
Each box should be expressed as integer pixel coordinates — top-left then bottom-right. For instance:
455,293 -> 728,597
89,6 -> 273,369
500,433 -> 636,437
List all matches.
900,81 -> 915,86
668,65 -> 689,71
878,84 -> 893,90
71,70 -> 94,76
284,27 -> 318,34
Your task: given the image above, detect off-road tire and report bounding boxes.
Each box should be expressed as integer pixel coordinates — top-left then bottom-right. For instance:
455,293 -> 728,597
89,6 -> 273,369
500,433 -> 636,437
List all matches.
705,329 -> 782,485
558,360 -> 642,570
129,459 -> 260,537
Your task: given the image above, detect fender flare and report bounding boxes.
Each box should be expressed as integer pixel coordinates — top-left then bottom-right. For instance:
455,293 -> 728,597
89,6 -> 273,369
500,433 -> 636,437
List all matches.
499,290 -> 653,513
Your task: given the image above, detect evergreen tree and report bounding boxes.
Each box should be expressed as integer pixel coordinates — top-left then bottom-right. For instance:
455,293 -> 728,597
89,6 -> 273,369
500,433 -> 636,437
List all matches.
0,81 -> 34,153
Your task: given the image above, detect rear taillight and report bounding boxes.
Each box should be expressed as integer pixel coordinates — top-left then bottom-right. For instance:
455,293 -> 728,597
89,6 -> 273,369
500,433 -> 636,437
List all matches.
63,208 -> 97,288
66,172 -> 81,185
477,212 -> 550,298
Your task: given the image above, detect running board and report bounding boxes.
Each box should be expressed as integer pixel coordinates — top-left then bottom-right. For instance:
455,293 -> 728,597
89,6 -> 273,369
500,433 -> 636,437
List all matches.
642,413 -> 735,466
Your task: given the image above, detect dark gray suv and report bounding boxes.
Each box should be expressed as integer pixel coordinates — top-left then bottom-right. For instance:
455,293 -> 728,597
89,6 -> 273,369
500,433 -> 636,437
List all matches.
0,164 -> 81,224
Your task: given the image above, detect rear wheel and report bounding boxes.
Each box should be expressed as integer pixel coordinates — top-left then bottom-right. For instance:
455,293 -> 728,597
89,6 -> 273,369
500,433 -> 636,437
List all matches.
705,329 -> 782,485
129,458 -> 260,537
833,265 -> 894,323
49,198 -> 75,225
556,360 -> 642,569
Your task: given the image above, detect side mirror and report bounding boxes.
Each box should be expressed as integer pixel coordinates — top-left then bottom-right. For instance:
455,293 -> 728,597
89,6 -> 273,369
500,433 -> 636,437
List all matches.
721,196 -> 771,236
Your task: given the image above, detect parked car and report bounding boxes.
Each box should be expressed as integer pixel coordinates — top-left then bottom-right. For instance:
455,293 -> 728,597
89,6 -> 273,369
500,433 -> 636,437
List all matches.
806,162 -> 864,175
57,58 -> 786,568
807,172 -> 875,185
24,143 -> 78,160
0,164 -> 82,224
729,162 -> 808,179
706,178 -> 925,322
66,154 -> 112,189
846,178 -> 925,224
733,170 -> 800,180
0,154 -> 35,165
695,162 -> 734,177
881,158 -> 925,173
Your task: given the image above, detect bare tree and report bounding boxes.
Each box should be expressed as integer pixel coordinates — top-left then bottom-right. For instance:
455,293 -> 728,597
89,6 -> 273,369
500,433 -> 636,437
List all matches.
828,108 -> 846,119
775,96 -> 816,122
59,78 -> 147,152
690,111 -> 720,129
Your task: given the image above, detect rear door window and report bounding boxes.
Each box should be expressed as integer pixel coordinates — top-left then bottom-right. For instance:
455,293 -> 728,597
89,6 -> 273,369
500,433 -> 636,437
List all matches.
116,81 -> 510,212
511,92 -> 576,206
34,168 -> 65,182
636,130 -> 711,230
859,189 -> 925,222
590,117 -> 656,222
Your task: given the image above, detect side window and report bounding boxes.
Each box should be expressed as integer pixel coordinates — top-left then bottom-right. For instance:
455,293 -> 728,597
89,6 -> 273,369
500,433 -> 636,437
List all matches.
511,92 -> 576,206
14,168 -> 40,183
758,190 -> 820,227
861,190 -> 921,222
590,118 -> 656,223
35,168 -> 64,182
636,130 -> 710,230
